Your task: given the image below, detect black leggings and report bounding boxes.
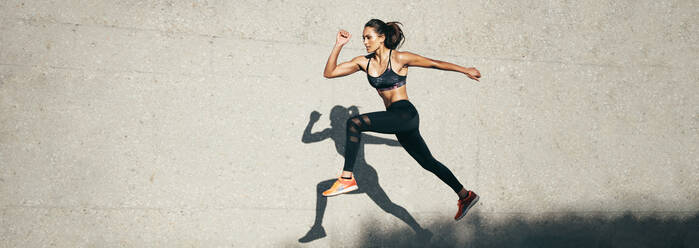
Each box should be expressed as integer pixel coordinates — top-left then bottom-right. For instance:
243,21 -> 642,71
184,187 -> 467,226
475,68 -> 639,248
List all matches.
344,99 -> 464,193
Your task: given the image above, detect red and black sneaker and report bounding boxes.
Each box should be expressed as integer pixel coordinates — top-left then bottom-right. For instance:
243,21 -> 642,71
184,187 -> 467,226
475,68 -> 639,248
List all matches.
454,190 -> 479,221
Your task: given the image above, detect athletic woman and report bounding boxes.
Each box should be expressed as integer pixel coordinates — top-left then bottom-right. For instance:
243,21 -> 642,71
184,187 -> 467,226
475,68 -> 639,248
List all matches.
322,19 -> 482,221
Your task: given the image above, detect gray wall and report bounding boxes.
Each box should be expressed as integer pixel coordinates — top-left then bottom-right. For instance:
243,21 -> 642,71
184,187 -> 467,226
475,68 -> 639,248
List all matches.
1,0 -> 696,247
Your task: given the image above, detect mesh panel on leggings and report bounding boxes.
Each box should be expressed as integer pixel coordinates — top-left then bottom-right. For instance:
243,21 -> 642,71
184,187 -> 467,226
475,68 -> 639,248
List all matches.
348,115 -> 373,142
348,117 -> 360,142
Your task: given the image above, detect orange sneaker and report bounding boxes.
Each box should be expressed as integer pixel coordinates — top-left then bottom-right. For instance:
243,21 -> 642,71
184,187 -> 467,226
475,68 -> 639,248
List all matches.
322,176 -> 358,197
455,190 -> 479,221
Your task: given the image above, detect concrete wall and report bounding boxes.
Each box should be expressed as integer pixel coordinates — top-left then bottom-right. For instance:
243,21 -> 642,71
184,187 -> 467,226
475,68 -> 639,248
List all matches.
1,0 -> 696,247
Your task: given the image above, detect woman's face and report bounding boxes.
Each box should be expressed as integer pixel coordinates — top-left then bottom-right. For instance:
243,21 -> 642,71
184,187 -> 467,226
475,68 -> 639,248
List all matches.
363,27 -> 384,53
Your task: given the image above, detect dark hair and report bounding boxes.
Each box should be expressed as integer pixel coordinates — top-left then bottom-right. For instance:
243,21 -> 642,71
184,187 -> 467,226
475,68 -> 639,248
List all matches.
364,19 -> 405,50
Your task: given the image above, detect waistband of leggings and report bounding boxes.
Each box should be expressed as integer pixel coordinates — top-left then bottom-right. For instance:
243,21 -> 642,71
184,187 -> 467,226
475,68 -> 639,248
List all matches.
387,99 -> 413,110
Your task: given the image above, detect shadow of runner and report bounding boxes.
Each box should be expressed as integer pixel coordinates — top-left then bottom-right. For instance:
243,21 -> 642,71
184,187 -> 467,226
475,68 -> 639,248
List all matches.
355,211 -> 699,247
298,105 -> 433,243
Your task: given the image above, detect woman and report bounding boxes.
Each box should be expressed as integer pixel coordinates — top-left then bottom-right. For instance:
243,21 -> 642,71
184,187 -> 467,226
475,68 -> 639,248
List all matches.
322,19 -> 482,221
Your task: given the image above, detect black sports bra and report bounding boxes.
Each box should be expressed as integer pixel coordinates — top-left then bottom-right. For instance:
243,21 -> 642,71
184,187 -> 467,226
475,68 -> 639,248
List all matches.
366,49 -> 407,92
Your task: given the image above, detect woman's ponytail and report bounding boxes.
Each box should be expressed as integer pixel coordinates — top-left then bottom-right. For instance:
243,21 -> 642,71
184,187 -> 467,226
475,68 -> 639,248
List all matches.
384,21 -> 405,49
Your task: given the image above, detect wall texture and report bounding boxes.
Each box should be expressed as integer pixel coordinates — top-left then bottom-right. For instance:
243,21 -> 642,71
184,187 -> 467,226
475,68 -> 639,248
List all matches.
1,0 -> 697,247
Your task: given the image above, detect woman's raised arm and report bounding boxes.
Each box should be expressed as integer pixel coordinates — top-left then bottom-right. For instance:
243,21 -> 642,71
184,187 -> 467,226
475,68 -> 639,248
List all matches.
401,51 -> 481,81
323,29 -> 364,78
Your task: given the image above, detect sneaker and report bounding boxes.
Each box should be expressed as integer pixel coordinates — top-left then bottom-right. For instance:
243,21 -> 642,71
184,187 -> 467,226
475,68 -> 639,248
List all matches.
322,176 -> 358,197
454,190 -> 479,221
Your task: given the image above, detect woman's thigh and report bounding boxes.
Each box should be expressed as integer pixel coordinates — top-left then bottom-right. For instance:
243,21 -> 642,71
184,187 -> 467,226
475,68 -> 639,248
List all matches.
353,110 -> 415,134
395,128 -> 434,163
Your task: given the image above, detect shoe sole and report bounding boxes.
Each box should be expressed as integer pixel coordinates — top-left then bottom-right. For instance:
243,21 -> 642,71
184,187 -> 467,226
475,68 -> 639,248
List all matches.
455,195 -> 479,221
322,185 -> 358,197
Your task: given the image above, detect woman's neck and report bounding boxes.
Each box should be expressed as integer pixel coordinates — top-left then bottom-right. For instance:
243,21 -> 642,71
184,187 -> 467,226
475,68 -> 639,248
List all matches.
374,47 -> 391,63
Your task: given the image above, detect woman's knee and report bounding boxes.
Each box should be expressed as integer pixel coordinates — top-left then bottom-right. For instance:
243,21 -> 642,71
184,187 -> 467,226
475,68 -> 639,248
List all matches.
417,157 -> 442,172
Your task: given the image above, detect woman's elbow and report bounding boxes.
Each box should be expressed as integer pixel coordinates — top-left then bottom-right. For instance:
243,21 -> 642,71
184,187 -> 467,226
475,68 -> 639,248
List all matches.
430,60 -> 443,69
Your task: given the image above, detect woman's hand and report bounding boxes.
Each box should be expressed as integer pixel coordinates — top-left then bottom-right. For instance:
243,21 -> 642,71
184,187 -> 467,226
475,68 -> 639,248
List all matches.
464,67 -> 481,82
335,29 -> 351,47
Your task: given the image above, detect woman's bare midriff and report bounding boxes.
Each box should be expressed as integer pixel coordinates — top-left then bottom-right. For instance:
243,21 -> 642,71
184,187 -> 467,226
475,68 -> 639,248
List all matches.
379,85 -> 409,109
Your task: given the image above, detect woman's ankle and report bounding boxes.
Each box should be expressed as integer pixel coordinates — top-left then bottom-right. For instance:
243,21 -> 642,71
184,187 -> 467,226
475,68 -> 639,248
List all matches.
340,171 -> 353,179
457,188 -> 469,199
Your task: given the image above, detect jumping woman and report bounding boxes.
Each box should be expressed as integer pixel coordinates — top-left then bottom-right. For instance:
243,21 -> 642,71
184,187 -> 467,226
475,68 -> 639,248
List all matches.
322,19 -> 482,221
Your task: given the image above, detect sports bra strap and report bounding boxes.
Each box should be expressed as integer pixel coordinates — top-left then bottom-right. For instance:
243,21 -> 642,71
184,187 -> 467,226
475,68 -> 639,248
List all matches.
366,49 -> 393,73
387,49 -> 392,68
366,57 -> 370,72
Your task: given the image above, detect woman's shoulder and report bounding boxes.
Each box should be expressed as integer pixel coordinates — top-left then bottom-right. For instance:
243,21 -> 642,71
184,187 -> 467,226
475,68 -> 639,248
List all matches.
349,54 -> 372,72
392,49 -> 411,60
393,50 -> 426,67
342,54 -> 368,64
391,50 -> 412,68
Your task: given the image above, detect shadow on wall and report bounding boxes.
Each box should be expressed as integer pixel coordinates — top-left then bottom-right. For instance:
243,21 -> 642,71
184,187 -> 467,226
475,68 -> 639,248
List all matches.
299,105 -> 431,243
355,211 -> 698,248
